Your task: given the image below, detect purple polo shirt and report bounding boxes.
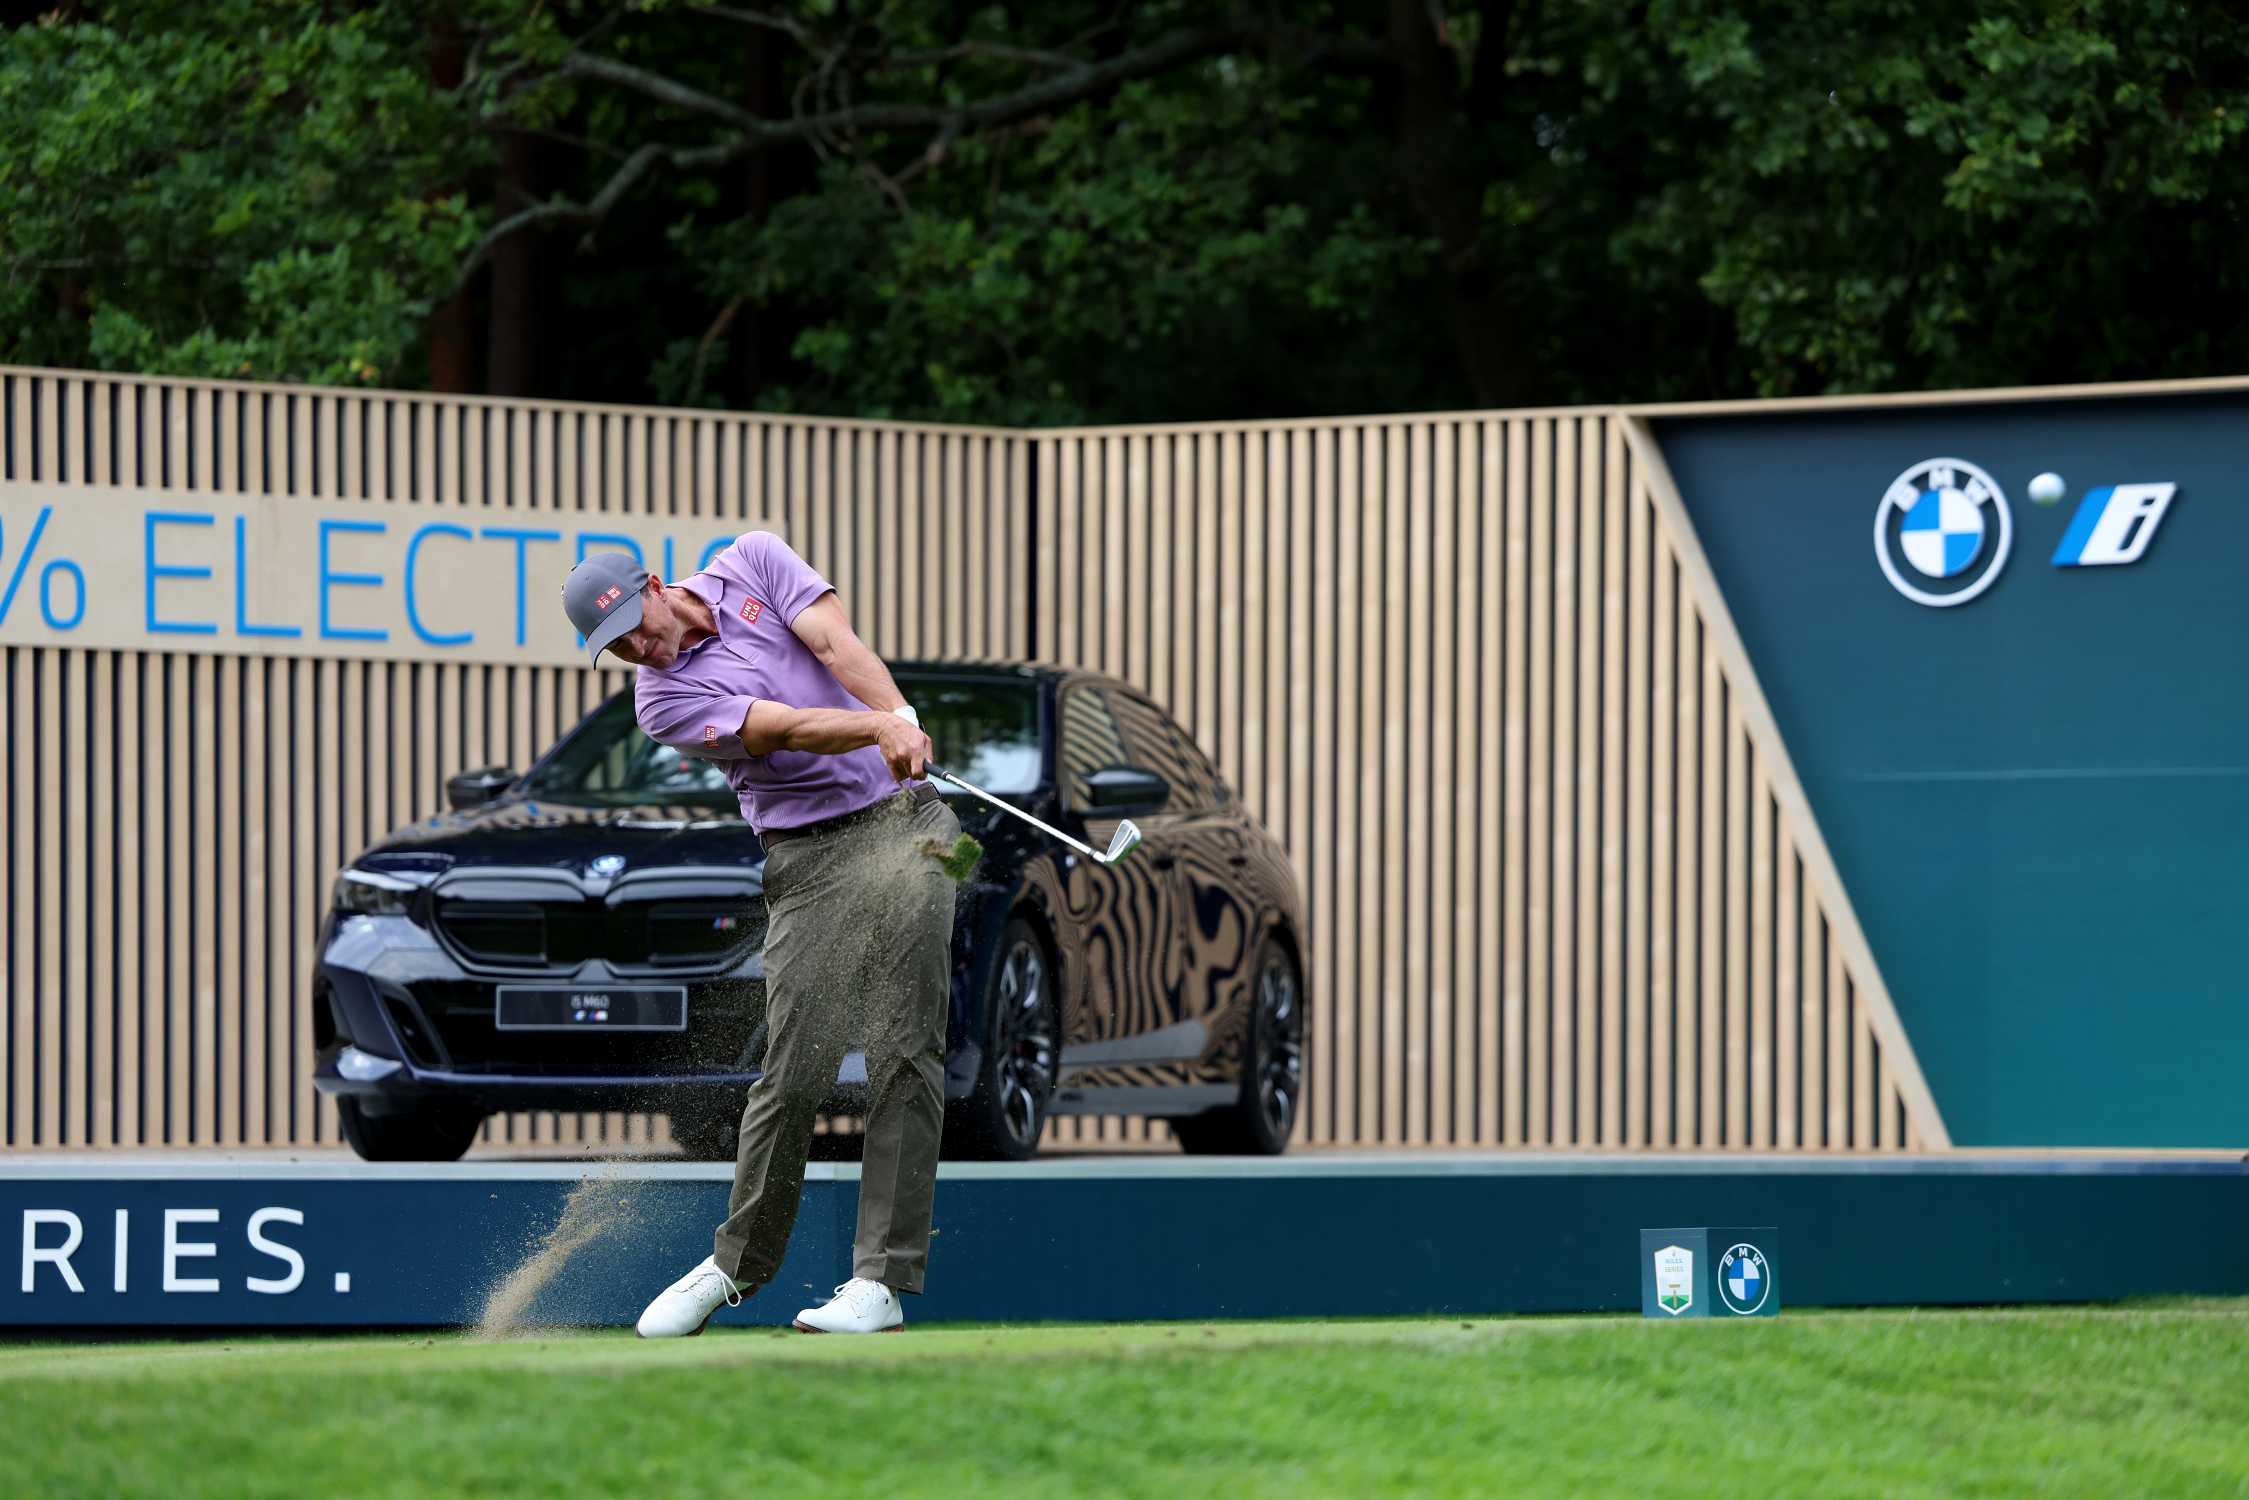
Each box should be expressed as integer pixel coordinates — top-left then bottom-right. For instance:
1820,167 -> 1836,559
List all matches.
634,531 -> 902,833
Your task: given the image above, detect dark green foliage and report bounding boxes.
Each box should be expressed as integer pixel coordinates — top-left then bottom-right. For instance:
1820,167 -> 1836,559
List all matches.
8,1 -> 2249,414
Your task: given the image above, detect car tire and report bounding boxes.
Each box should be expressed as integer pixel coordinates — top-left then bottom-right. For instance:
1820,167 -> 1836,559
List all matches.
944,916 -> 1059,1162
1172,939 -> 1303,1157
337,1097 -> 483,1163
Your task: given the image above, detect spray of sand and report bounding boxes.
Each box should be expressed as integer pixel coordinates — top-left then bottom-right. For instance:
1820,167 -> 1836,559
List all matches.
474,1169 -> 640,1340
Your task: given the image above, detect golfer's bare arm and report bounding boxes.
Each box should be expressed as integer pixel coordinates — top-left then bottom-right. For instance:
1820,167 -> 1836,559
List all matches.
732,700 -> 930,780
789,593 -> 908,713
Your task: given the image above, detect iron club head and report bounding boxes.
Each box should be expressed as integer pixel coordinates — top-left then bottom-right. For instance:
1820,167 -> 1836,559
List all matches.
1099,819 -> 1144,865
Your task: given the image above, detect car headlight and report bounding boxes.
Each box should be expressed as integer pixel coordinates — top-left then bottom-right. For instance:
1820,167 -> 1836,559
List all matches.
332,868 -> 419,917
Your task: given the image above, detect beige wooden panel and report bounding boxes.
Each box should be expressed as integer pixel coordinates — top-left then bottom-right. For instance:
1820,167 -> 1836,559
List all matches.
1372,426 -> 1402,1142
1480,420 -> 1506,1145
1724,702 -> 1748,1147
1697,634 -> 1722,1146
1524,418 -> 1553,1145
1777,822 -> 1799,1149
118,652 -> 144,1146
1599,417 -> 1626,1144
1549,417 -> 1577,1142
1650,545 -> 1676,1148
62,651 -> 87,1142
1406,422 -> 1434,1142
1285,428 -> 1314,1138
1501,420 -> 1528,1146
1749,765 -> 1772,1148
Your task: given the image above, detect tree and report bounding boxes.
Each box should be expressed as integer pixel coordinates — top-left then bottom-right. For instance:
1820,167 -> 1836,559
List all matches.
6,1 -> 2249,417
0,0 -> 484,387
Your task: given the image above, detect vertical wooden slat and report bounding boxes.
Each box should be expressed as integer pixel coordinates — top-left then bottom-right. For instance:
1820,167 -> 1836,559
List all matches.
1724,702 -> 1749,1147
117,653 -> 143,1147
1104,437 -> 1128,680
1501,420 -> 1527,1146
190,655 -> 217,1143
1194,430 -> 1220,759
1750,770 -> 1773,1148
1447,423 -> 1477,1142
1802,860 -> 1825,1148
1380,423 -> 1408,1143
1697,628 -> 1722,1147
1600,418 -> 1626,1145
293,658 -> 318,1145
12,652 -> 36,1144
216,657 -> 242,1143
1146,436 -> 1171,696
1556,416 -> 1592,1142
1484,422 -> 1502,1151
1521,420 -> 1550,1142
1285,429 -> 1314,1124
1852,974 -> 1874,1147
1305,430 -> 1338,1141
1650,540 -> 1676,1148
1627,457 -> 1653,1147
1405,421 -> 1433,1142
39,651 -> 64,1142
243,658 -> 270,1146
1777,823 -> 1799,1149
157,656 -> 185,1142
61,652 -> 87,1142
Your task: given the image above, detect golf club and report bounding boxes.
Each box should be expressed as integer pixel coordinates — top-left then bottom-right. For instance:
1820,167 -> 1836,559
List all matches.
924,762 -> 1144,865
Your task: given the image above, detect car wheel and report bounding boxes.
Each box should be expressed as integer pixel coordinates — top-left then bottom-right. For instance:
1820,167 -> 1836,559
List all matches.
1173,939 -> 1302,1156
337,1097 -> 483,1163
945,916 -> 1059,1161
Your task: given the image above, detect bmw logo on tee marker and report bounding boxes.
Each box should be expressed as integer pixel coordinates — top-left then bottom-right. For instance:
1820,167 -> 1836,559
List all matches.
1873,457 -> 2013,607
1716,1243 -> 1770,1315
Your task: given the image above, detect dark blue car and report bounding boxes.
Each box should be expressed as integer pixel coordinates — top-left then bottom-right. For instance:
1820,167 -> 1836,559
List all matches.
313,664 -> 1307,1162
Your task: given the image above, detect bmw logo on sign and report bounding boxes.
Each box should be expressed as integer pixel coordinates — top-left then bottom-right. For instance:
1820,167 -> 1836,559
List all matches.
588,854 -> 627,879
1716,1243 -> 1771,1315
1874,457 -> 2013,607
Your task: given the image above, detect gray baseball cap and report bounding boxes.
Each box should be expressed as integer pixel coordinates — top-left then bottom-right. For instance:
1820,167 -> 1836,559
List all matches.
562,552 -> 651,664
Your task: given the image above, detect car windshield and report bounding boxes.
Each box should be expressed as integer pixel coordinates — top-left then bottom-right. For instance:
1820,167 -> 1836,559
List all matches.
519,676 -> 1042,806
519,693 -> 735,808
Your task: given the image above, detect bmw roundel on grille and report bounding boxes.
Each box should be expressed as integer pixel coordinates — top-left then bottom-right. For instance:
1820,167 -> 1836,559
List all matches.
1873,457 -> 2013,608
587,854 -> 626,878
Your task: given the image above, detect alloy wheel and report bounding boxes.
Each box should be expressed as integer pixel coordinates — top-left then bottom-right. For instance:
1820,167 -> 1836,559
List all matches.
993,938 -> 1056,1148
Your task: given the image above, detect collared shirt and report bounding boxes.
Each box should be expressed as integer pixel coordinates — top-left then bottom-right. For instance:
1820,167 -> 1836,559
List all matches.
634,531 -> 900,833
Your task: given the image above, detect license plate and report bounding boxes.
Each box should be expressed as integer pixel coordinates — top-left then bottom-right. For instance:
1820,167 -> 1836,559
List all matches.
494,986 -> 688,1032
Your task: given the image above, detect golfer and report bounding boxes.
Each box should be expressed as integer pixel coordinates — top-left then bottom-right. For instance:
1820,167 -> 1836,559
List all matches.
561,532 -> 963,1336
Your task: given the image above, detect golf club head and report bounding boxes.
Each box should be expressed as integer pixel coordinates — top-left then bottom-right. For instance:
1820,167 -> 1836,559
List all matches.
1100,819 -> 1144,864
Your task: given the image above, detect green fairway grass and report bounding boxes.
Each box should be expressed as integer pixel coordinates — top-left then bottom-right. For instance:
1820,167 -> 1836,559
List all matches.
3,1305 -> 2245,1498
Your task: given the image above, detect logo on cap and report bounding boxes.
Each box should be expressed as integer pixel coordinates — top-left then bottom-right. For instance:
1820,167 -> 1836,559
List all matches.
595,585 -> 624,611
740,598 -> 764,624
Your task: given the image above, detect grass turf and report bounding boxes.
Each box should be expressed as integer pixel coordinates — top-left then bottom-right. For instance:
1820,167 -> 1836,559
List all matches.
3,1304 -> 2246,1498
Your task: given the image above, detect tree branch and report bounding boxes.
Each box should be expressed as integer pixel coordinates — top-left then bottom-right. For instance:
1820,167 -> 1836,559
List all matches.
458,21 -> 1248,292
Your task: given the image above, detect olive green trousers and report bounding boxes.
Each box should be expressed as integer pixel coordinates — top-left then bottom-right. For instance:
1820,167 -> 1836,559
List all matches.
712,784 -> 960,1294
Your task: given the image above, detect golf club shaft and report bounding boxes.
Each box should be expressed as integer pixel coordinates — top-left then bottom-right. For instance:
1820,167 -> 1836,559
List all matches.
924,763 -> 1103,861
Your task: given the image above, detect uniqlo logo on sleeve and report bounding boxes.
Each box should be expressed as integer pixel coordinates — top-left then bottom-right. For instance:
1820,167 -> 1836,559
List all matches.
739,598 -> 765,624
702,724 -> 720,746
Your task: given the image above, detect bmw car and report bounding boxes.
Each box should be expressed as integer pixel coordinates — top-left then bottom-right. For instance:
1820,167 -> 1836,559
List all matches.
313,664 -> 1307,1162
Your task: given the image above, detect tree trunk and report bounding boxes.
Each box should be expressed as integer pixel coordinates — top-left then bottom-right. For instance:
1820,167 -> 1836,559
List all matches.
424,11 -> 476,393
1386,0 -> 1526,409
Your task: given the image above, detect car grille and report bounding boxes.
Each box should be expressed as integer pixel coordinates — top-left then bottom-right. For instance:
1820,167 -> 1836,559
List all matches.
396,979 -> 766,1076
432,896 -> 765,974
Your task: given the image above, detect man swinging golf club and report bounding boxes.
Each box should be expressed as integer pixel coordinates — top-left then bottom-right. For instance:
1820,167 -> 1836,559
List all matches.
562,531 -> 963,1336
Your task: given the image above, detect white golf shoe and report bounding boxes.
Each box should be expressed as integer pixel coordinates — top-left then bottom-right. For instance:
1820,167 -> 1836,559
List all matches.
793,1277 -> 905,1333
635,1256 -> 751,1338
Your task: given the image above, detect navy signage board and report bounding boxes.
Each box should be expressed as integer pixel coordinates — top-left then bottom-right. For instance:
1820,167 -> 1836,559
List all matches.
1655,394 -> 2249,1146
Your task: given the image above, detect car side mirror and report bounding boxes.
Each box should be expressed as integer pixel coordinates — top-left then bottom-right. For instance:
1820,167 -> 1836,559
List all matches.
446,767 -> 516,811
1081,764 -> 1169,816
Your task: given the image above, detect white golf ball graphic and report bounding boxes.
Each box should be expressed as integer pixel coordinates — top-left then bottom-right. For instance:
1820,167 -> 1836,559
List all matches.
2027,472 -> 2066,505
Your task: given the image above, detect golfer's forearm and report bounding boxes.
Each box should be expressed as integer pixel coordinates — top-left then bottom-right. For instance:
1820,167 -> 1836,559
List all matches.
758,707 -> 890,756
822,635 -> 907,714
